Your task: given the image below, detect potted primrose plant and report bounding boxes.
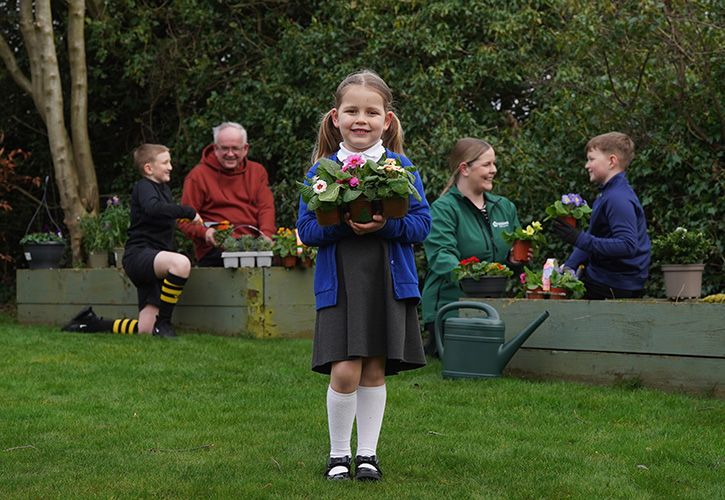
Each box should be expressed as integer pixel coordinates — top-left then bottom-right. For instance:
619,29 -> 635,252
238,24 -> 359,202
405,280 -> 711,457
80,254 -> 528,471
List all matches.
298,157 -> 363,226
452,256 -> 513,298
544,193 -> 592,227
651,227 -> 712,299
502,221 -> 545,262
358,155 -> 421,219
273,227 -> 302,268
520,266 -> 586,299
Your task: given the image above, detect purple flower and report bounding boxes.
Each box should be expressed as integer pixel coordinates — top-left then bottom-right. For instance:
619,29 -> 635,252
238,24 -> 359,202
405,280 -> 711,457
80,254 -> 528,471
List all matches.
348,177 -> 360,188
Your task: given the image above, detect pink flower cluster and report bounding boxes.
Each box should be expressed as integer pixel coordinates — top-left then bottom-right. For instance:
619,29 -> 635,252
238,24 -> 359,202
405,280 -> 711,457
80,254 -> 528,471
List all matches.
338,154 -> 363,188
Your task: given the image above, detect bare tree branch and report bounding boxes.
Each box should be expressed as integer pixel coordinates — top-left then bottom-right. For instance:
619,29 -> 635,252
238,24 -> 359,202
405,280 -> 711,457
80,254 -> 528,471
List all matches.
0,35 -> 33,95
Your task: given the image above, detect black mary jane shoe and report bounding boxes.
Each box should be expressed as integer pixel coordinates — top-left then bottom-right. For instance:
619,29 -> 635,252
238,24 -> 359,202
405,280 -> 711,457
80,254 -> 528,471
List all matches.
355,455 -> 383,481
324,455 -> 351,480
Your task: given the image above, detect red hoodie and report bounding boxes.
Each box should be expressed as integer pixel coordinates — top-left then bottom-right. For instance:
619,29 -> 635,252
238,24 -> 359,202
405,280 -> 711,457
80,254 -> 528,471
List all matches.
179,144 -> 276,260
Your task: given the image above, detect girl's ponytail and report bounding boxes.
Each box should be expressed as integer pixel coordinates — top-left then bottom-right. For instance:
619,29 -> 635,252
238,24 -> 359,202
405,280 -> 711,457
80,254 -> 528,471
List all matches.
383,113 -> 405,155
310,110 -> 342,166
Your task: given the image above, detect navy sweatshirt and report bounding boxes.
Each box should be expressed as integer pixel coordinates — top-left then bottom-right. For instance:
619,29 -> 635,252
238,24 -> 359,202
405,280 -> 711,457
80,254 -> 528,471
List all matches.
565,172 -> 651,290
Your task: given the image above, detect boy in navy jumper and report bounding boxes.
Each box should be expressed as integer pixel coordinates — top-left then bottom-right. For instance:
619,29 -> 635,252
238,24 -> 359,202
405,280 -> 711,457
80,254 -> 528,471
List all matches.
63,144 -> 202,337
552,132 -> 651,299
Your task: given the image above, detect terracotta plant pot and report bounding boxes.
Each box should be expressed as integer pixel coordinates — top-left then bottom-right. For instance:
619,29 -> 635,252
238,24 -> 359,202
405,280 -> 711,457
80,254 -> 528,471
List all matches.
511,240 -> 532,262
381,197 -> 409,219
560,215 -> 576,227
459,276 -> 508,298
348,197 -> 375,223
300,258 -> 314,268
282,255 -> 298,269
526,286 -> 567,299
315,207 -> 341,226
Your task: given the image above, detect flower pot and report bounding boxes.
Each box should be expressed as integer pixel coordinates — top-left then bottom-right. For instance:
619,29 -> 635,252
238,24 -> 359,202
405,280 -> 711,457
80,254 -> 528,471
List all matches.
381,197 -> 409,219
459,276 -> 507,298
282,255 -> 298,269
87,250 -> 109,268
113,247 -> 125,269
255,251 -> 273,268
24,242 -> 65,269
525,287 -> 546,300
560,216 -> 576,227
511,240 -> 532,262
316,207 -> 342,226
661,263 -> 705,300
300,257 -> 314,268
348,197 -> 374,223
548,287 -> 567,300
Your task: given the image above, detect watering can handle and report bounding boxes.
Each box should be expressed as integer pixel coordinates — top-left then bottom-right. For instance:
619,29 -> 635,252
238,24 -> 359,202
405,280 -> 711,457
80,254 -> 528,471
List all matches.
434,301 -> 500,358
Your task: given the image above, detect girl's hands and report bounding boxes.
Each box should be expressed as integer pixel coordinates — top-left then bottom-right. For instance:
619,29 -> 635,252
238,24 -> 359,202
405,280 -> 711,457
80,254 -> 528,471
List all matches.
345,214 -> 387,235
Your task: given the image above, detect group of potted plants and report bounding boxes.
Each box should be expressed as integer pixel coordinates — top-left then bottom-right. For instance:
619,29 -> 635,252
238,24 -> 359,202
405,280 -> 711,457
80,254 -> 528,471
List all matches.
217,228 -> 275,268
519,266 -> 586,300
298,154 -> 421,226
271,227 -> 316,269
80,196 -> 130,268
454,193 -> 591,299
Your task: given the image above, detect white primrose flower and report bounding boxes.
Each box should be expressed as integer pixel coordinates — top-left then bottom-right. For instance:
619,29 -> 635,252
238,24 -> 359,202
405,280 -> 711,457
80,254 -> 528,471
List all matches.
313,179 -> 328,194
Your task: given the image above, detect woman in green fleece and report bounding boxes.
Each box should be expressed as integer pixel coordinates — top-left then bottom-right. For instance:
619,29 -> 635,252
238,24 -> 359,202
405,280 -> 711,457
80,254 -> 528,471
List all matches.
421,138 -> 529,356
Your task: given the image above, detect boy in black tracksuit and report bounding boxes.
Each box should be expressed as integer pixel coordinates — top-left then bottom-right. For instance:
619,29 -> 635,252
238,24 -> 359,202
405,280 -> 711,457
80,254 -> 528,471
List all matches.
62,144 -> 202,337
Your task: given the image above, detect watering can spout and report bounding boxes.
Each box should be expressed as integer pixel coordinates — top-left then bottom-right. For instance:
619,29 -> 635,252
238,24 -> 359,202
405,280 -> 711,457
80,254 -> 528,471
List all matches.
497,311 -> 550,370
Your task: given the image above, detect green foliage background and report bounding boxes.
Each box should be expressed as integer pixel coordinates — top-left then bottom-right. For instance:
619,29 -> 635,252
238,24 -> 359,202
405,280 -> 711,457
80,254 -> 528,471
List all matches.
1,0 -> 722,296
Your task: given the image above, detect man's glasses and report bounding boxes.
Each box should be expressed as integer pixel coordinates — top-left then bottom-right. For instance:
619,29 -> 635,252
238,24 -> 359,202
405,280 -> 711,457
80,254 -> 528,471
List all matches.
215,145 -> 245,153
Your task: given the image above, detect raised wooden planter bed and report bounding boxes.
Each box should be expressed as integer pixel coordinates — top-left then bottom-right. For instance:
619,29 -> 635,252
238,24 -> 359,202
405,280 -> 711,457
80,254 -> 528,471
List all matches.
16,269 -> 724,396
16,268 -> 316,338
463,298 -> 724,397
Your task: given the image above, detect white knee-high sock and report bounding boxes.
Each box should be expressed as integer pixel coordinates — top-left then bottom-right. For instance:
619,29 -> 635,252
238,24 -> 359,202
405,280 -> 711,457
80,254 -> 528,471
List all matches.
356,384 -> 387,458
327,385 -> 357,458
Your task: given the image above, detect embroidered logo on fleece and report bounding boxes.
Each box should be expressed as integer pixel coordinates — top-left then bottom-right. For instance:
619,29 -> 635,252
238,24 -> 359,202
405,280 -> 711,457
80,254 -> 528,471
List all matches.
492,220 -> 510,228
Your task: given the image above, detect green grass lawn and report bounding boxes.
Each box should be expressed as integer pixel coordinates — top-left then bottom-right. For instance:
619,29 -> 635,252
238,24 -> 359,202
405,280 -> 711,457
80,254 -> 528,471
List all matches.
1,314 -> 723,499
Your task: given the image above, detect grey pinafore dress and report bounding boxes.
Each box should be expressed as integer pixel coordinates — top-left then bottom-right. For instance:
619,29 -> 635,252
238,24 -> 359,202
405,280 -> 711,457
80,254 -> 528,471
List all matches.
311,233 -> 426,375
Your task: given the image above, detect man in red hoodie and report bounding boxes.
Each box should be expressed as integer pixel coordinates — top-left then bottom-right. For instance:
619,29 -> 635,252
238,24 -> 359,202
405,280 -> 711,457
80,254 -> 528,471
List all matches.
179,122 -> 276,266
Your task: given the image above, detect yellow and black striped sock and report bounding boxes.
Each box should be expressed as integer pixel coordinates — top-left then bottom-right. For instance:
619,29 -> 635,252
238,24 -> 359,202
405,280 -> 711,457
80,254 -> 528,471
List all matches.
158,272 -> 188,322
112,318 -> 139,335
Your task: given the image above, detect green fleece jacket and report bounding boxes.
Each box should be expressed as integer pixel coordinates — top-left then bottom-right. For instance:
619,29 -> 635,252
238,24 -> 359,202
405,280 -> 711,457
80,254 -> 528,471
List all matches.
421,186 -> 521,324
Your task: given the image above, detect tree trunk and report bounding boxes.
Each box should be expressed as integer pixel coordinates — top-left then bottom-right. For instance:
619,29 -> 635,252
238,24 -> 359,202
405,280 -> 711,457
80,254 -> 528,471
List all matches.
0,0 -> 99,263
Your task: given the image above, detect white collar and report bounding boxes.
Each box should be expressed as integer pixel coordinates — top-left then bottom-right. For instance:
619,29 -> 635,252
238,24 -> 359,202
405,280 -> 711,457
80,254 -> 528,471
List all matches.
337,140 -> 385,163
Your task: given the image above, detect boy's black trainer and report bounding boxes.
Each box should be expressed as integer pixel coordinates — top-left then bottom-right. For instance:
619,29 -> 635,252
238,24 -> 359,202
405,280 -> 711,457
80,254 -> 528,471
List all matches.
152,317 -> 177,338
61,306 -> 100,332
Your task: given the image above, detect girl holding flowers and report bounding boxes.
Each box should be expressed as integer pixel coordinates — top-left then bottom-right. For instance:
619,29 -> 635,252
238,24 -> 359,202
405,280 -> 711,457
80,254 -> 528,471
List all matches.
296,70 -> 431,481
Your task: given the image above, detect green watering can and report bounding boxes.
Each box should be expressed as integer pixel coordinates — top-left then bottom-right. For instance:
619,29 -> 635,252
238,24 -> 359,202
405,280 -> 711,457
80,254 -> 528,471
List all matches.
434,301 -> 550,379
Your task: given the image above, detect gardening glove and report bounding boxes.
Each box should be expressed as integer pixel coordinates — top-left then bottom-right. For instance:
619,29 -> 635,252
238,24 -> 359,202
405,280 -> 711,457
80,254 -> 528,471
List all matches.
551,218 -> 581,246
